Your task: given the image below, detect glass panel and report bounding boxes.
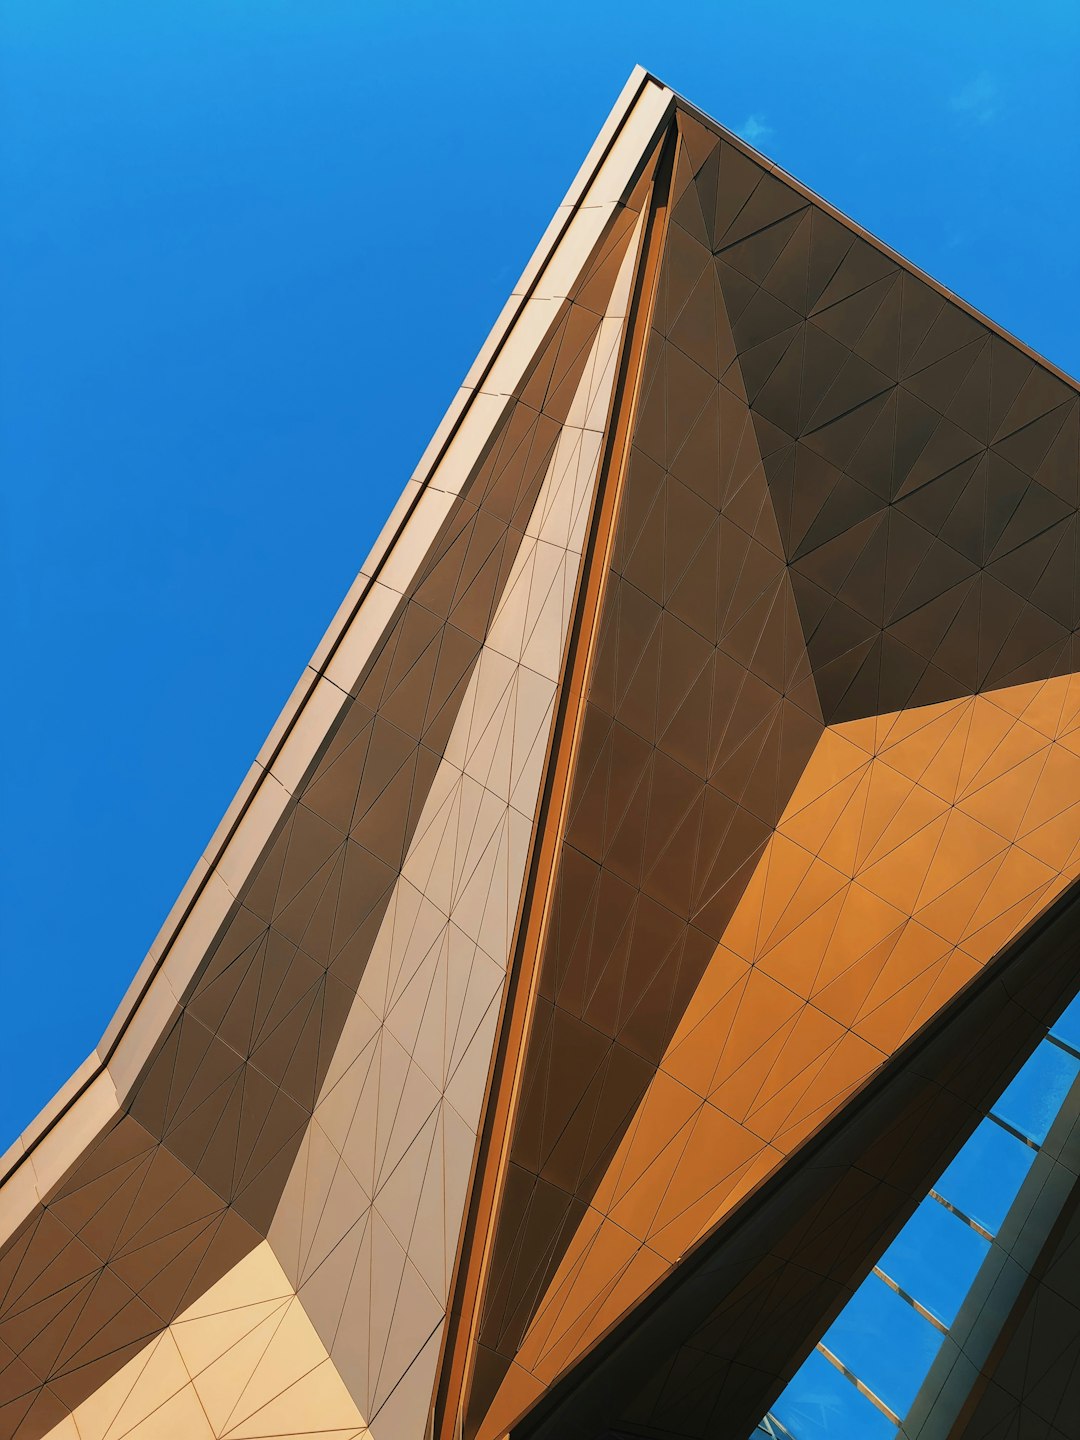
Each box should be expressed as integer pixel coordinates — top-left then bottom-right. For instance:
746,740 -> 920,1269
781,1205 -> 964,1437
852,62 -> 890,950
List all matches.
1050,989 -> 1080,1052
993,1040 -> 1080,1143
933,1118 -> 1034,1233
757,1419 -> 797,1440
770,1347 -> 897,1440
823,1276 -> 941,1417
761,1005 -> 1080,1439
877,1197 -> 989,1326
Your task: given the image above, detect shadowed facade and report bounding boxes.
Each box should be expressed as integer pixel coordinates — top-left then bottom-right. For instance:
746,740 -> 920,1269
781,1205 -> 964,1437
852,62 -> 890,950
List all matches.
1,68 -> 1078,1440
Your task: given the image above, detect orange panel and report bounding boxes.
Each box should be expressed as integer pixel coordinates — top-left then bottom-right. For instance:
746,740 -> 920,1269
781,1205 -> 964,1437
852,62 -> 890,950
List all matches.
493,674 -> 1080,1418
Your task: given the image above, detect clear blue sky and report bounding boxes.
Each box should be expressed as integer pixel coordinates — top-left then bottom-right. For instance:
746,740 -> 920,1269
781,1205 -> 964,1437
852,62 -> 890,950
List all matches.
1,1 -> 1078,1150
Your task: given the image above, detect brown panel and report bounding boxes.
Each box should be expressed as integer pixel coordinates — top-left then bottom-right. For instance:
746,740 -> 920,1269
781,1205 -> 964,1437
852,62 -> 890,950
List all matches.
125,225 -> 632,1240
459,111 -> 824,1440
434,128 -> 675,1440
669,123 -> 1080,725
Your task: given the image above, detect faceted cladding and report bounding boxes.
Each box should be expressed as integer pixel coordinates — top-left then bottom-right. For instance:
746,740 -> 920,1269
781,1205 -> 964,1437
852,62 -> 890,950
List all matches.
1,70 -> 1080,1440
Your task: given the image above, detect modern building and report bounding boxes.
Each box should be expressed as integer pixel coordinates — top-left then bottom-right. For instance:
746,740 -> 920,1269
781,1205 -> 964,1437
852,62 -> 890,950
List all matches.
3,67 -> 1080,1440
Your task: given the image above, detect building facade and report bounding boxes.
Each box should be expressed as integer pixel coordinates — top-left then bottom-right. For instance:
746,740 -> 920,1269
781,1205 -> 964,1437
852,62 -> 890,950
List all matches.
2,69 -> 1079,1440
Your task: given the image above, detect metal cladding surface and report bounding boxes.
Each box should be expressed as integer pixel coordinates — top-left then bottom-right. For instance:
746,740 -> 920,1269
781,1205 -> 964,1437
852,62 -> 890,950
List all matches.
2,69 -> 1079,1440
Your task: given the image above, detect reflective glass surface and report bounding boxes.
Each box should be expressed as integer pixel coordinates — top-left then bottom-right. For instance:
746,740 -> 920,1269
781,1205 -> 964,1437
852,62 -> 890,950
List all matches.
770,1349 -> 897,1440
823,1278 -> 941,1417
1051,991 -> 1080,1052
877,1197 -> 989,1326
992,1040 -> 1080,1144
758,999 -> 1080,1437
933,1118 -> 1035,1234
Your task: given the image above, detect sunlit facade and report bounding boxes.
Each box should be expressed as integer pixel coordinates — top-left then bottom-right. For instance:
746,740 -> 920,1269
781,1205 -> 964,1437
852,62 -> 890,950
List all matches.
1,69 -> 1079,1440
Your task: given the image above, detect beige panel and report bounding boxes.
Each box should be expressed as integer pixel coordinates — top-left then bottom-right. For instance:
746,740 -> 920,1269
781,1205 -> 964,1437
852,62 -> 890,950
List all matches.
266,217 -> 646,1437
458,68 -> 670,393
39,1241 -> 369,1440
0,1071 -> 119,1243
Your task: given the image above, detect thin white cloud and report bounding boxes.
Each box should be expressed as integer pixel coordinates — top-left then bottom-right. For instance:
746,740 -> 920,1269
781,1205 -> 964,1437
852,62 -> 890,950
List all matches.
944,223 -> 968,251
737,113 -> 774,147
950,72 -> 999,124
